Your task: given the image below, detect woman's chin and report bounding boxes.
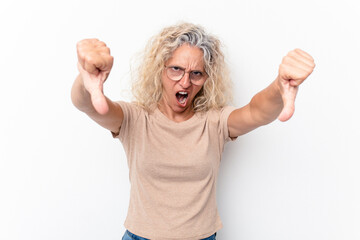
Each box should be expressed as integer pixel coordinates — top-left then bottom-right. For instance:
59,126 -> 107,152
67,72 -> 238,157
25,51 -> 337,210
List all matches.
159,96 -> 193,115
172,104 -> 188,113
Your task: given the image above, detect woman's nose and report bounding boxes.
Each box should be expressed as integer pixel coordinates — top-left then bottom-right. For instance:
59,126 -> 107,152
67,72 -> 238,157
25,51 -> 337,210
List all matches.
179,72 -> 191,88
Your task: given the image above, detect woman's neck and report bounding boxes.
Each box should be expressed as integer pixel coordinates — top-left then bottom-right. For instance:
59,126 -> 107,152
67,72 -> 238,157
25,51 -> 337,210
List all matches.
157,99 -> 195,123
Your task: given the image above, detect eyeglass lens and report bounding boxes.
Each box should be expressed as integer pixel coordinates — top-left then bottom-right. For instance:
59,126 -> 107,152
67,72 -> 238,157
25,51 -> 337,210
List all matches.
166,66 -> 206,85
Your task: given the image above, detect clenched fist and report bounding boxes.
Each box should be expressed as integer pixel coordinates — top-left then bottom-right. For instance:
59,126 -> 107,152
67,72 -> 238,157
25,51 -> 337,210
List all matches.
277,49 -> 315,122
77,39 -> 114,115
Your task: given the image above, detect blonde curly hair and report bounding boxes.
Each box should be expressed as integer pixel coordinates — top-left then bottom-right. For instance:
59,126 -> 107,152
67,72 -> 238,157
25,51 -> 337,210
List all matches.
131,22 -> 233,112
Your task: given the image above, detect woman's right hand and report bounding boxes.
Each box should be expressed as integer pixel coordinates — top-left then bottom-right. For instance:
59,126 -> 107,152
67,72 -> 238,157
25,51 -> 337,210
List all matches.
76,39 -> 114,115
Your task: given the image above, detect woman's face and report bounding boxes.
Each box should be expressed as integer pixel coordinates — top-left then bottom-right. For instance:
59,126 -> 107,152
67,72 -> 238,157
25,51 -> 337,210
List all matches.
159,44 -> 206,118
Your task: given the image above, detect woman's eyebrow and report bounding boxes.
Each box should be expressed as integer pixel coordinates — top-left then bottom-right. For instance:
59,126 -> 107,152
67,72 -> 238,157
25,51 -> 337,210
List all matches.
175,65 -> 204,71
167,64 -> 204,72
168,65 -> 185,69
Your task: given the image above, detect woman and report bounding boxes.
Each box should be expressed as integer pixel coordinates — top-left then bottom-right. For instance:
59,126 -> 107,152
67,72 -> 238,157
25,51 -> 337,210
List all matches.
71,23 -> 315,240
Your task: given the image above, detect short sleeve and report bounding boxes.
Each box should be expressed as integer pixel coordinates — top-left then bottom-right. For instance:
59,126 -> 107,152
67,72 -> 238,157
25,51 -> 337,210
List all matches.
220,106 -> 237,142
111,101 -> 141,141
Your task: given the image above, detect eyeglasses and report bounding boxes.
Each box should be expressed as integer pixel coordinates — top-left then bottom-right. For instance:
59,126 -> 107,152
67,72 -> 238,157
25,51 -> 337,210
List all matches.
164,65 -> 207,86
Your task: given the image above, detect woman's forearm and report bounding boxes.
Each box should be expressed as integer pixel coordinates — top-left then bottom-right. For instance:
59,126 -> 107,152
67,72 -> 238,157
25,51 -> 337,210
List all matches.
248,77 -> 284,126
71,73 -> 97,114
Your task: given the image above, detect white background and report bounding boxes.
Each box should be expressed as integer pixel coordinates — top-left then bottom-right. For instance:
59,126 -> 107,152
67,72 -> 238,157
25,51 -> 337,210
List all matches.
1,0 -> 359,239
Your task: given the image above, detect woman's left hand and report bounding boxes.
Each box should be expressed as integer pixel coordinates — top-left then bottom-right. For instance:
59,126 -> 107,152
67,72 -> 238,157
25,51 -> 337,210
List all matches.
277,49 -> 315,121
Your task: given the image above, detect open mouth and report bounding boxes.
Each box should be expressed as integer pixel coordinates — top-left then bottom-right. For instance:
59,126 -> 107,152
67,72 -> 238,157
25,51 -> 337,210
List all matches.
175,91 -> 188,106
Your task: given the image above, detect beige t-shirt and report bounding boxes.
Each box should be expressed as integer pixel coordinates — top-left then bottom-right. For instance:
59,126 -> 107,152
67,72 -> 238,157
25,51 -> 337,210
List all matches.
113,101 -> 236,240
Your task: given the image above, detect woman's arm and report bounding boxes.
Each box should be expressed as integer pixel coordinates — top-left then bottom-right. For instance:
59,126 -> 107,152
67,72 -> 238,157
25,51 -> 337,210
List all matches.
228,49 -> 315,137
71,39 -> 124,134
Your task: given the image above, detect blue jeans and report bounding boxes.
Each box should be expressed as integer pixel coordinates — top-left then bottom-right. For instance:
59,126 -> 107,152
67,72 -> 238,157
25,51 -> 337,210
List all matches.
122,229 -> 217,240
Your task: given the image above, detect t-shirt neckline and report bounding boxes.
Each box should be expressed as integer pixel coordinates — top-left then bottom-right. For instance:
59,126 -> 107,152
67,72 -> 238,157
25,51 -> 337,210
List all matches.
154,107 -> 200,126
